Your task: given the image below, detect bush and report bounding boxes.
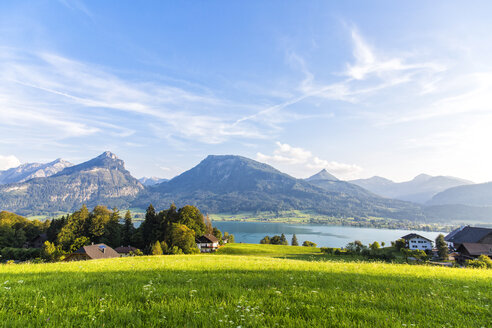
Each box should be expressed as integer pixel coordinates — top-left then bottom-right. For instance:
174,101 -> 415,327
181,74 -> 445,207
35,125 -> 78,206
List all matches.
320,247 -> 339,255
0,248 -> 42,261
302,241 -> 317,247
466,255 -> 492,269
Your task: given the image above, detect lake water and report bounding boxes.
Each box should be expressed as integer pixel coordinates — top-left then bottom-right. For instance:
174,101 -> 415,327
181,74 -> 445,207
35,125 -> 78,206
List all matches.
213,221 -> 443,248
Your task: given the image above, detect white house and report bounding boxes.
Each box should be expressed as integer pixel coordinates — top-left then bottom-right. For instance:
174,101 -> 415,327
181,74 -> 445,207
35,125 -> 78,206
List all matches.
401,233 -> 433,251
196,234 -> 220,253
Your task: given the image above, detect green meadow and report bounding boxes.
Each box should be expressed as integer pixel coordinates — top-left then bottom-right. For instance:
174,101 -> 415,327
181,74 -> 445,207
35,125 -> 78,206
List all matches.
0,244 -> 490,327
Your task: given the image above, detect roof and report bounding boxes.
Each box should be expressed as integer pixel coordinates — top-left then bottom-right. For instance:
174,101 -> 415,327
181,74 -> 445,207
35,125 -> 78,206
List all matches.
114,246 -> 138,254
401,233 -> 433,242
445,226 -> 492,244
196,234 -> 219,243
32,233 -> 48,241
73,244 -> 120,259
457,243 -> 492,256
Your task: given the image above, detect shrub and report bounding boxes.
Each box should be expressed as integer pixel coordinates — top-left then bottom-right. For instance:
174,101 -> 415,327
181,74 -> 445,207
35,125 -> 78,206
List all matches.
467,255 -> 492,269
302,241 -> 317,247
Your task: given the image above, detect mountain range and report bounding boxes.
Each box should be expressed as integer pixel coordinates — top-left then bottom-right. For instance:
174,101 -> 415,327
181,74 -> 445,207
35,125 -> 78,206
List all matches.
135,155 -> 422,220
0,159 -> 73,184
350,174 -> 473,203
0,152 -> 143,215
139,177 -> 169,186
0,151 -> 490,224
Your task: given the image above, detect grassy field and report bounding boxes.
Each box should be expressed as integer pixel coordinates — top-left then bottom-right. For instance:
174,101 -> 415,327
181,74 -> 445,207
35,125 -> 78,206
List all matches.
0,244 -> 491,327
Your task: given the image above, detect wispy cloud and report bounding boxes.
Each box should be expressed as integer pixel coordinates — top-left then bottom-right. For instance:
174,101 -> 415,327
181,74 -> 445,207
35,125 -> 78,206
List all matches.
257,142 -> 362,179
0,50 -> 271,145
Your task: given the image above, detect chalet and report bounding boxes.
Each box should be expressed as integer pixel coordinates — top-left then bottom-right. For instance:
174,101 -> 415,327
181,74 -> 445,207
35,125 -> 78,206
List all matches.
196,234 -> 219,253
445,226 -> 492,250
456,243 -> 492,262
64,243 -> 120,261
401,233 -> 433,251
114,246 -> 138,257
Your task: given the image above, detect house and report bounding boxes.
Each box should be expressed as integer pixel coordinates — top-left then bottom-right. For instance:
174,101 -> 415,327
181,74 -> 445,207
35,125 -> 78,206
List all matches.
445,226 -> 492,250
401,233 -> 433,251
23,233 -> 48,249
456,243 -> 492,262
196,234 -> 219,253
64,243 -> 120,261
114,246 -> 138,257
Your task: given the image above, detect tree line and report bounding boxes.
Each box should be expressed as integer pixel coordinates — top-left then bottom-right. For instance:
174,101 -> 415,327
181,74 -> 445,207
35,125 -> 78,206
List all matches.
0,204 -> 234,262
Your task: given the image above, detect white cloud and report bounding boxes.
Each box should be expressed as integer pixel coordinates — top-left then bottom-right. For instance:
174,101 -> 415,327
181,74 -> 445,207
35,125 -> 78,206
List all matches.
0,155 -> 21,170
257,142 -> 362,179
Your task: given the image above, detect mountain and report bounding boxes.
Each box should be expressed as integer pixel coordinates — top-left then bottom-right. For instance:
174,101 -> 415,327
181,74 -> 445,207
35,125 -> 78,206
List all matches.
0,152 -> 144,215
139,177 -> 169,186
427,182 -> 492,207
305,170 -> 382,199
135,155 -> 424,220
306,169 -> 339,181
350,174 -> 473,203
0,159 -> 73,184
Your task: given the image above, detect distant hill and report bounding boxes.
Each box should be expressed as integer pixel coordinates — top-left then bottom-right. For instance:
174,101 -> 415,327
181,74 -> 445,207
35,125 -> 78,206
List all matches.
427,182 -> 492,207
0,152 -> 144,215
350,174 -> 473,203
305,169 -> 381,199
139,177 -> 169,186
0,159 -> 73,184
136,155 -> 424,220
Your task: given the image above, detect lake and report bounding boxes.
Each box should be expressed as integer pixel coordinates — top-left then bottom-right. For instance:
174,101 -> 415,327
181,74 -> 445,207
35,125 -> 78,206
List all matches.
213,221 -> 443,248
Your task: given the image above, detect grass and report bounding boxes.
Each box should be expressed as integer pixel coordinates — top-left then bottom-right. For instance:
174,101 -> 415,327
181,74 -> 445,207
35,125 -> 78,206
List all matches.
0,244 -> 491,327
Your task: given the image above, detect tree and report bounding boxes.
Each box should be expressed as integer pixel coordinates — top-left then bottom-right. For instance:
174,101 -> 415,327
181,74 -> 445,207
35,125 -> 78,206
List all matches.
302,241 -> 317,247
435,234 -> 449,260
42,241 -> 57,262
345,240 -> 366,253
212,227 -> 222,241
88,205 -> 111,243
170,224 -> 199,254
69,236 -> 90,252
291,234 -> 299,246
227,234 -> 235,243
381,242 -> 385,247
122,210 -> 134,246
57,205 -> 90,251
279,234 -> 288,245
394,238 -> 406,251
204,215 -> 213,234
151,241 -> 163,255
369,241 -> 380,251
142,204 -> 157,246
102,208 -> 122,247
178,205 -> 206,236
260,236 -> 270,244
270,235 -> 282,245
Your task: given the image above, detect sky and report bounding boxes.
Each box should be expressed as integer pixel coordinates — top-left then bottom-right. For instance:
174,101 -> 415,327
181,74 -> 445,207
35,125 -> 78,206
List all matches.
1,1 -> 492,182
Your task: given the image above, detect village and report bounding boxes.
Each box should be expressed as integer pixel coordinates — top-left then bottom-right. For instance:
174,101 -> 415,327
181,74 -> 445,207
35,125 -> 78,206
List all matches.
20,225 -> 489,267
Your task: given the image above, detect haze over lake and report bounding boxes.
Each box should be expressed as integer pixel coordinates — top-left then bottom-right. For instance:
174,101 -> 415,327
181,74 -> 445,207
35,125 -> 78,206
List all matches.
213,221 -> 443,248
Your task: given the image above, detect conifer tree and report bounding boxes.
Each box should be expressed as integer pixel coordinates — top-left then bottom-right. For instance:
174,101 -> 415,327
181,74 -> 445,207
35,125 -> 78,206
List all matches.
122,210 -> 134,246
291,234 -> 299,246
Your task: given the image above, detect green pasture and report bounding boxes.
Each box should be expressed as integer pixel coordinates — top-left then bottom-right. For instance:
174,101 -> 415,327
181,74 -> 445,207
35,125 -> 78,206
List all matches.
0,243 -> 490,327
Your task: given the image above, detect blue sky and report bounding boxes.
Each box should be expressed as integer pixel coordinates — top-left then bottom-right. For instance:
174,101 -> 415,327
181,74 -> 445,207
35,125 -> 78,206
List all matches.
1,1 -> 492,182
